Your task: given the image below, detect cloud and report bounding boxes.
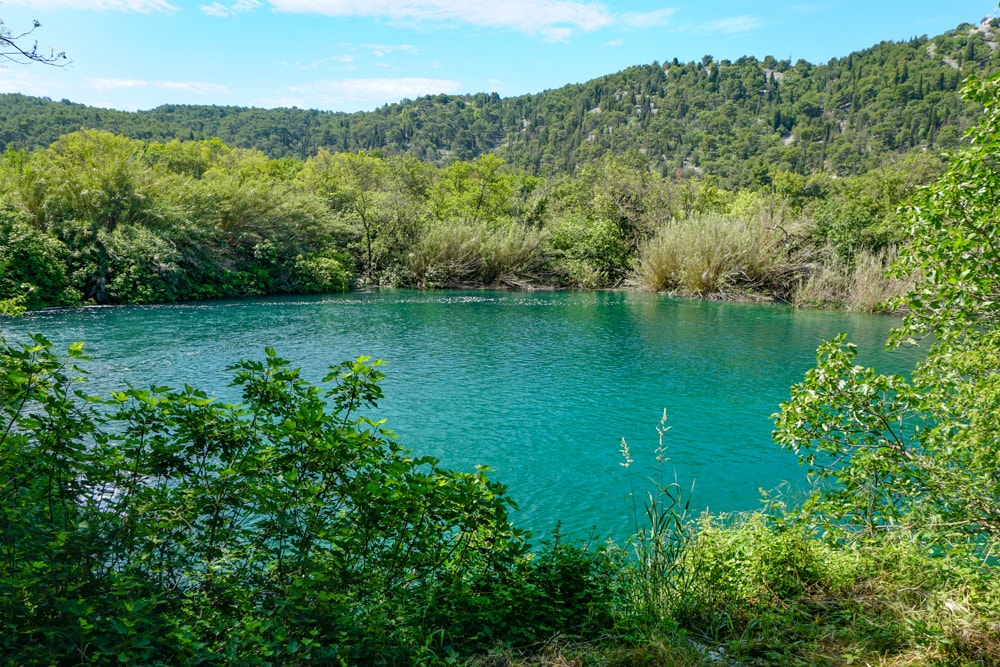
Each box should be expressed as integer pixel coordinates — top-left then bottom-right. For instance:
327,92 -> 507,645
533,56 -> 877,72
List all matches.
288,76 -> 462,107
704,15 -> 761,34
287,54 -> 357,69
267,0 -> 614,39
0,70 -> 52,97
201,0 -> 261,17
4,0 -> 176,12
86,78 -> 230,96
620,8 -> 676,28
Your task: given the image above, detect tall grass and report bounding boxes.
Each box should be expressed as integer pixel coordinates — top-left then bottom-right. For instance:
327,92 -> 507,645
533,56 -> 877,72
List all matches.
637,212 -> 800,298
846,246 -> 911,312
793,245 -> 911,312
408,223 -> 481,287
408,222 -> 548,287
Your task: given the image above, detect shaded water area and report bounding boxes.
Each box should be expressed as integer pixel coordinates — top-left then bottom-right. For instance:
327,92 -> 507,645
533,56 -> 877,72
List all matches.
3,290 -> 925,540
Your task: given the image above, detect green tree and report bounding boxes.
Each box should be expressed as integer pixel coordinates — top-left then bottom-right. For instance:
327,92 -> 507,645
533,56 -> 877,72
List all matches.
300,150 -> 391,283
773,74 -> 1000,541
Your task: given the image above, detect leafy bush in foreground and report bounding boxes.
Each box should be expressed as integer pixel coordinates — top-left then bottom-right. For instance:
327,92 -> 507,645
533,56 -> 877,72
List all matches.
0,336 -> 616,665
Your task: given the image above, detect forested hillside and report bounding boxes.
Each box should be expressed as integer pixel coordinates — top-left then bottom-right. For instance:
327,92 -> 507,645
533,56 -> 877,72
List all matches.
1,18 -> 998,184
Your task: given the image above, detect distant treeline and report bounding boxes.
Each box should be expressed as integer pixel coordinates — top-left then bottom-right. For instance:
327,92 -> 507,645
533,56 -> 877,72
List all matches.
0,19 -> 997,184
0,128 -> 942,313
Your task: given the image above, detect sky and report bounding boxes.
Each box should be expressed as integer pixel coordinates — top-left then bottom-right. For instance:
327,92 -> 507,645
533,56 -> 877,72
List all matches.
0,1 -> 997,112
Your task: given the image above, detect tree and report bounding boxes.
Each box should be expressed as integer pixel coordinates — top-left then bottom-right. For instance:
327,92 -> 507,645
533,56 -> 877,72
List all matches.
0,19 -> 67,67
773,74 -> 1000,542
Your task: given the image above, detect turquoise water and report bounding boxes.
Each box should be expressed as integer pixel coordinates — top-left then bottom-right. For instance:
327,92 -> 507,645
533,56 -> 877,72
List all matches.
2,290 -> 924,540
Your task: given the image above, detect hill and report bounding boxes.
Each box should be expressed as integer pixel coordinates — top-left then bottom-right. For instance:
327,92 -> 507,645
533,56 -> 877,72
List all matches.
2,19 -> 998,184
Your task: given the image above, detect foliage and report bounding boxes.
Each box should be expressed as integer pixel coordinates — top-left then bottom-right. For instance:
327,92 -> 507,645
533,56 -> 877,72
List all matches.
892,74 -> 1000,343
0,336 -> 630,664
0,209 -> 75,309
773,73 -> 1000,542
292,250 -> 353,293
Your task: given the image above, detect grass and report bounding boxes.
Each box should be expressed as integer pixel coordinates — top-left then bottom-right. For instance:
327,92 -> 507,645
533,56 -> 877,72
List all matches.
637,211 -> 803,298
408,222 -> 549,288
793,246 -> 912,312
464,512 -> 1000,666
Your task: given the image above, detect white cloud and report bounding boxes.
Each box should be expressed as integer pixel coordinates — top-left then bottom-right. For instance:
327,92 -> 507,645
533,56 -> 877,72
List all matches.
201,0 -> 261,17
288,76 -> 462,107
282,54 -> 357,69
543,27 -> 574,42
705,15 -> 761,34
0,70 -> 52,97
3,0 -> 176,12
267,0 -> 614,39
86,78 -> 230,96
620,8 -> 676,28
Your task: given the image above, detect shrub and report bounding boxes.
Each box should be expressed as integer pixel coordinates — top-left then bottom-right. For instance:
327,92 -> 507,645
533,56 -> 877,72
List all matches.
638,213 -> 794,296
0,212 -> 77,308
0,337 -> 543,664
293,250 -> 354,293
548,215 -> 631,287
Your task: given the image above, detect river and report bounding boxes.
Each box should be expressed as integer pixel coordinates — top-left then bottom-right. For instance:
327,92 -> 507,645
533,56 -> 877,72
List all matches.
1,290 -> 925,540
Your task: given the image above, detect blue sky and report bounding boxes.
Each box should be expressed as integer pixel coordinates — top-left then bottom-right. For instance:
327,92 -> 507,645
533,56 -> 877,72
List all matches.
0,1 -> 996,112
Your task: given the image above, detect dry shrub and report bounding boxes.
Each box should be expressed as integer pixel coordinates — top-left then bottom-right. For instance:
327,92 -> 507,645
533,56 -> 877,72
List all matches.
409,222 -> 548,287
638,212 -> 797,296
846,246 -> 911,313
794,246 -> 912,311
792,251 -> 849,308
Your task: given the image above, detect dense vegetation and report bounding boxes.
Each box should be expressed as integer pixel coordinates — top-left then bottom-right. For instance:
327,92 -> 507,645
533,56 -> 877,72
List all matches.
2,15 -> 1000,667
2,72 -> 1000,667
1,19 -> 998,183
0,126 -> 945,313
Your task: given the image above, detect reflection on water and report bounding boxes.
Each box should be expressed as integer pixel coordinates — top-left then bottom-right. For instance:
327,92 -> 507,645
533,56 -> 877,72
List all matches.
2,291 -> 924,540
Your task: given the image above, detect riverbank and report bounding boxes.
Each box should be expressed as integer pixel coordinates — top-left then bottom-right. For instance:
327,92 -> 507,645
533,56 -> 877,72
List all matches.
1,131 -> 934,317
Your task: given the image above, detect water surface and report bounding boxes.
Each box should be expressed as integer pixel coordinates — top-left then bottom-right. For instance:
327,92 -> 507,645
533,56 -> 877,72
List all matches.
2,291 -> 924,540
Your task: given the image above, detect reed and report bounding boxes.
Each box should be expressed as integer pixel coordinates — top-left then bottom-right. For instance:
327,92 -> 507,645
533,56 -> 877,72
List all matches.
408,223 -> 482,287
846,246 -> 910,313
637,212 -> 797,297
792,246 -> 911,311
409,222 -> 548,287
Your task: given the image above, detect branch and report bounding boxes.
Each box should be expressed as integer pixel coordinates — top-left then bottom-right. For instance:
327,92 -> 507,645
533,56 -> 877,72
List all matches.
0,20 -> 69,67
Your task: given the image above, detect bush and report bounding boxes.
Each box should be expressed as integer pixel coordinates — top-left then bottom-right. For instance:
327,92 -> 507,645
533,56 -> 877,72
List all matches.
638,213 -> 795,296
0,337 -> 548,664
0,212 -> 77,308
548,215 -> 631,287
293,250 -> 354,293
